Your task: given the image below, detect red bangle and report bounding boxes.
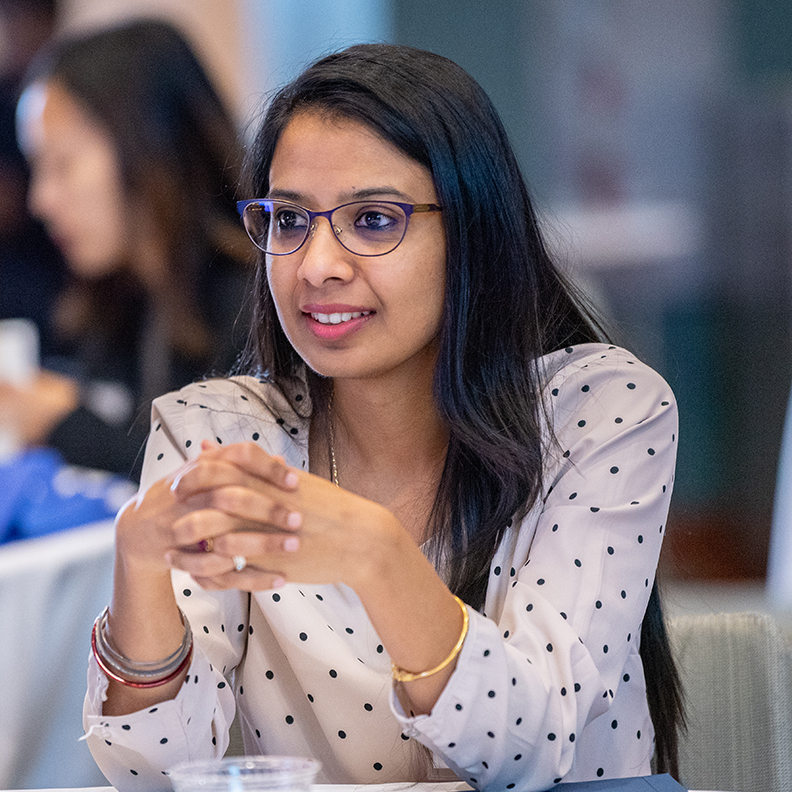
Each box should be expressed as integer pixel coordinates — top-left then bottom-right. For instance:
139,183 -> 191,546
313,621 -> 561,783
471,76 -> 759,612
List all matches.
91,620 -> 194,689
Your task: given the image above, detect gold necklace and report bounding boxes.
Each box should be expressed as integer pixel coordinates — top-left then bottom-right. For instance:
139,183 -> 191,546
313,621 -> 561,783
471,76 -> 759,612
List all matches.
328,391 -> 340,487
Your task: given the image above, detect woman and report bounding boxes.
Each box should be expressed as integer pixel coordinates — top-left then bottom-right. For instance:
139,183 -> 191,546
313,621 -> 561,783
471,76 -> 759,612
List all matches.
8,19 -> 250,481
84,44 -> 683,791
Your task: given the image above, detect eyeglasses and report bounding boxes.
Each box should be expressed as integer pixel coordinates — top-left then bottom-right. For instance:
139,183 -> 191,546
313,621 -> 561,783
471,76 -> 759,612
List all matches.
236,199 -> 442,257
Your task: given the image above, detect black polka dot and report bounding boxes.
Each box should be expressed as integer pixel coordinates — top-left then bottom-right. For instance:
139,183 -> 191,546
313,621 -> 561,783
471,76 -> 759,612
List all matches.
596,600 -> 602,609
494,566 -> 501,575
272,593 -> 281,602
373,763 -> 382,771
484,649 -> 490,657
526,603 -> 533,611
338,730 -> 346,739
574,559 -> 582,567
252,432 -> 260,441
637,730 -> 642,739
329,669 -> 337,678
612,720 -> 618,729
546,643 -> 553,652
157,453 -> 164,461
638,535 -> 643,543
217,681 -> 226,689
376,644 -> 384,653
581,385 -> 590,392
548,733 -> 556,741
574,683 -> 581,692
285,715 -> 294,724
597,768 -> 604,777
307,694 -> 314,702
159,737 -> 168,744
627,382 -> 636,390
185,440 -> 192,448
203,626 -> 209,634
345,627 -> 354,634
299,632 -> 308,641
603,645 -> 609,653
237,624 -> 244,632
256,729 -> 261,738
122,725 -> 131,731
130,770 -> 138,776
487,731 -> 495,738
623,673 -> 630,682
569,734 -> 575,742
578,420 -> 586,428
607,546 -> 614,555
265,670 -> 274,680
648,448 -> 656,455
569,492 -> 577,500
621,590 -> 627,599
456,704 -> 463,711
615,417 -> 623,424
488,690 -> 496,698
183,589 -> 192,597
590,507 -> 600,513
364,703 -> 373,711
537,578 -> 545,585
516,717 -> 522,725
561,687 -> 567,695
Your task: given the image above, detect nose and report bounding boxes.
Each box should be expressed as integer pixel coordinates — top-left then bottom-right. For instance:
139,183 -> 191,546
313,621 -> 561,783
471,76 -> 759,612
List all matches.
295,215 -> 355,286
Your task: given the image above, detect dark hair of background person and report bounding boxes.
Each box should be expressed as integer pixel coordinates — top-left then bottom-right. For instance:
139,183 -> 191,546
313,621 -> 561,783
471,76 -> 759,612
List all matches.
241,43 -> 684,776
22,18 -> 249,366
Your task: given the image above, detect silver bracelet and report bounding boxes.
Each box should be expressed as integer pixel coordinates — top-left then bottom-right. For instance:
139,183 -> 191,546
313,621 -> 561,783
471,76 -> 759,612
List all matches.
93,606 -> 193,683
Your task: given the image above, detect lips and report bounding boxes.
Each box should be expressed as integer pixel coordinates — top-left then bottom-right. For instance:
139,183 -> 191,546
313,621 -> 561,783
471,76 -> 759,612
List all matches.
301,305 -> 374,340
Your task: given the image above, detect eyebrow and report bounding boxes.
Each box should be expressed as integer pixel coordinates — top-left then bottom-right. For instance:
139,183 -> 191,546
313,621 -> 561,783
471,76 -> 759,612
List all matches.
265,186 -> 415,203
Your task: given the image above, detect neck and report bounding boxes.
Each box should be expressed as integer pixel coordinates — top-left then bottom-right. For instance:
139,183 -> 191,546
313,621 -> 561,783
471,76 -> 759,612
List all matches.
313,360 -> 449,499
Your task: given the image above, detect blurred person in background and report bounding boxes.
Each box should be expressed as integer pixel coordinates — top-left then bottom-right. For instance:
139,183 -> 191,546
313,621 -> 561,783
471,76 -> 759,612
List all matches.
8,18 -> 251,483
0,0 -> 66,357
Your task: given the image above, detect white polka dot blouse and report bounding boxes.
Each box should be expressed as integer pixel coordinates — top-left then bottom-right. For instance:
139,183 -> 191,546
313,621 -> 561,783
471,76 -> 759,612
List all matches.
83,343 -> 677,792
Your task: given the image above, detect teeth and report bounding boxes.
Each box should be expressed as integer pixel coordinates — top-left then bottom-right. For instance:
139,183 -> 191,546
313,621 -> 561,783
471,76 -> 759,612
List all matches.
311,311 -> 371,325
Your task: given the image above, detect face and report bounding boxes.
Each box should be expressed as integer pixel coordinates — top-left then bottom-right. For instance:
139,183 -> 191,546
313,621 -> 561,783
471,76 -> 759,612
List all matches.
266,111 -> 446,386
18,80 -> 127,278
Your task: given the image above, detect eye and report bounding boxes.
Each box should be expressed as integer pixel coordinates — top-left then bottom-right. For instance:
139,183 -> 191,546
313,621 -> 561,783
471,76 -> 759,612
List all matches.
275,208 -> 308,231
353,205 -> 400,232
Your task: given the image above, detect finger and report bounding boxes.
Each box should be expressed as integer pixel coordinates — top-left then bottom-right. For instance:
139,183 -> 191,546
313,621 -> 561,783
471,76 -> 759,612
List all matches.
200,442 -> 299,490
172,457 -> 261,499
170,509 -> 240,548
213,529 -> 301,559
172,488 -> 301,543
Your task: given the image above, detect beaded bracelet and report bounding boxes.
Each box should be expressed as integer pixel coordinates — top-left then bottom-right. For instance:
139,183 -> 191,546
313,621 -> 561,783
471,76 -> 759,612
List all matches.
391,595 -> 469,683
91,606 -> 193,689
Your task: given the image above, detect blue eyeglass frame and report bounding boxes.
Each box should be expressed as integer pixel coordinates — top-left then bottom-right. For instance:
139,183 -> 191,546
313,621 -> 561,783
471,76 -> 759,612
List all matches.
236,198 -> 443,256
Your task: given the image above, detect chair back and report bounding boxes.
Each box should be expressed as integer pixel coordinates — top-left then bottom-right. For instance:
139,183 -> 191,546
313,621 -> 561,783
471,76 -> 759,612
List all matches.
0,521 -> 115,789
670,611 -> 792,792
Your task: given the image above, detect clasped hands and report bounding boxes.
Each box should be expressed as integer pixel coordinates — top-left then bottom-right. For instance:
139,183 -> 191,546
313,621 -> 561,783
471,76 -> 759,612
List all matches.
117,440 -> 400,593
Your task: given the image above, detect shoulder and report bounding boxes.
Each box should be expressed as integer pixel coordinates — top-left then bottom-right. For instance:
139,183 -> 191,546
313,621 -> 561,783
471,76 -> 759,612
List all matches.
538,343 -> 677,440
149,375 -> 311,454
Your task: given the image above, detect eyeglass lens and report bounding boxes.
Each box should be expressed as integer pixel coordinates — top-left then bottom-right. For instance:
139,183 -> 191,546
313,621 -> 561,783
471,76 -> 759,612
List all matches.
242,201 -> 409,256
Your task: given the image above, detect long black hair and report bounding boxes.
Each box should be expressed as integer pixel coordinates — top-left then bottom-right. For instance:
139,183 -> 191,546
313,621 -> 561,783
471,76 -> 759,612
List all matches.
242,43 -> 683,776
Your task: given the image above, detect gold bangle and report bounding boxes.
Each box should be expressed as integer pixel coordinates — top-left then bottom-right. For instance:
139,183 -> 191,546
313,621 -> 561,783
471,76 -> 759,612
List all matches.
391,595 -> 469,683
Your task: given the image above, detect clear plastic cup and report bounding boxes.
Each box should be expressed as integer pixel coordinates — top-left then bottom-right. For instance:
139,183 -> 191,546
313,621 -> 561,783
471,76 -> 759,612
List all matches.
168,756 -> 321,792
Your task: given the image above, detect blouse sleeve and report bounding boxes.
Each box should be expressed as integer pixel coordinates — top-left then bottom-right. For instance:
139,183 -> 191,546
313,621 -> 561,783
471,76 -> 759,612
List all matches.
392,346 -> 677,790
82,383 -> 254,792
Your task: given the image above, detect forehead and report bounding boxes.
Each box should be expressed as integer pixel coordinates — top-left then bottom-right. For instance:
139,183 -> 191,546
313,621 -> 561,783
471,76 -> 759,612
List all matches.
18,79 -> 105,156
268,110 -> 435,203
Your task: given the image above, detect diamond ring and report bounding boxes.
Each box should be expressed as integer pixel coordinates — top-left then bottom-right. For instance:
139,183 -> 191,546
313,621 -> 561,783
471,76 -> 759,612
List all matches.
232,555 -> 247,572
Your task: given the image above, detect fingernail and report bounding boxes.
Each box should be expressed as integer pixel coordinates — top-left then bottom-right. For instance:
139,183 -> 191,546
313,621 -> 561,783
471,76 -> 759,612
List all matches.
285,471 -> 299,488
283,536 -> 299,552
272,576 -> 286,588
286,511 -> 302,528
